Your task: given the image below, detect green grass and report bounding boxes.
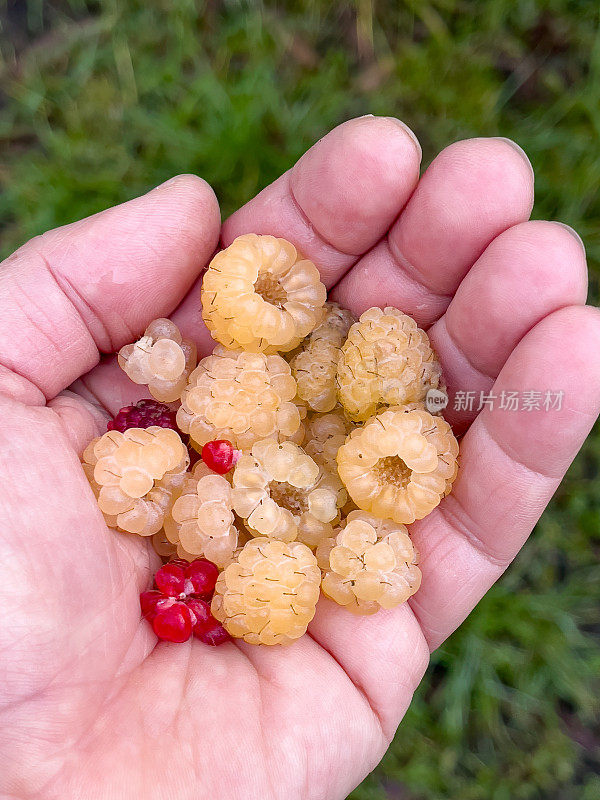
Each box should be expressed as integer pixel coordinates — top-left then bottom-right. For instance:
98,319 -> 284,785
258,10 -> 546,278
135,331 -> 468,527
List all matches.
1,2 -> 599,798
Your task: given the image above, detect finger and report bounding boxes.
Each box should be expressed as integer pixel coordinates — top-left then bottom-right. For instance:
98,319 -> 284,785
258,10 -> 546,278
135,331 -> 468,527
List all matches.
332,137 -> 534,326
231,585 -> 429,743
173,115 -> 421,345
0,175 -> 220,403
48,390 -> 109,453
226,631 -> 393,795
308,598 -> 430,739
222,115 -> 421,286
428,220 -> 588,430
408,305 -> 600,650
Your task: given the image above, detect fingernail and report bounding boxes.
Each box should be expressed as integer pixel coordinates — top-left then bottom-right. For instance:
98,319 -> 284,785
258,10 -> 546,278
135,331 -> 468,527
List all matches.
493,137 -> 534,180
386,117 -> 422,160
153,175 -> 181,190
553,221 -> 586,253
154,174 -> 199,191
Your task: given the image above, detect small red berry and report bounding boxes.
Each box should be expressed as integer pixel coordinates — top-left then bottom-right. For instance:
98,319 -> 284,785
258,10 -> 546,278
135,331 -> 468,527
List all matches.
107,399 -> 177,433
154,563 -> 186,596
185,559 -> 219,596
152,601 -> 193,643
201,439 -> 239,474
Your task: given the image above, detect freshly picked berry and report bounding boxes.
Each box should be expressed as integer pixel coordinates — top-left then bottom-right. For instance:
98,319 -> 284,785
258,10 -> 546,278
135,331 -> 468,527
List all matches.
163,462 -> 240,568
118,318 -> 197,403
201,439 -> 239,474
231,439 -> 343,545
107,399 -> 177,432
211,538 -> 321,645
290,302 -> 354,412
140,558 -> 230,645
336,408 -> 459,524
337,307 -> 444,421
201,234 -> 327,353
82,427 -> 189,535
319,511 -> 421,614
81,244 -> 461,648
177,346 -> 301,450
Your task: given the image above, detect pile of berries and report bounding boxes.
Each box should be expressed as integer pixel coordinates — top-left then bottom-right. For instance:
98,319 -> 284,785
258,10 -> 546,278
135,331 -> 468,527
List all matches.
141,558 -> 230,644
82,234 -> 459,648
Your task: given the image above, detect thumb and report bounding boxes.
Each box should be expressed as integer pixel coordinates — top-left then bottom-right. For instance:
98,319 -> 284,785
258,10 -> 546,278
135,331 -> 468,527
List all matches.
0,175 -> 220,403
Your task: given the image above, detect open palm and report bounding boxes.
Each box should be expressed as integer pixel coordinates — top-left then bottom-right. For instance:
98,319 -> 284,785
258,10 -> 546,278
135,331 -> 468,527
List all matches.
1,117 -> 598,800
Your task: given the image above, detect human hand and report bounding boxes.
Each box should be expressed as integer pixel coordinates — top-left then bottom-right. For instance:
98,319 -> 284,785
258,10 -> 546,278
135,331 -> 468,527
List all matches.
1,117 -> 598,800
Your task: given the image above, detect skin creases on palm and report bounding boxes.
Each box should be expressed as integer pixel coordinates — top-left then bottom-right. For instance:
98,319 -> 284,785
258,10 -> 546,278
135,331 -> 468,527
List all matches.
1,117 -> 599,800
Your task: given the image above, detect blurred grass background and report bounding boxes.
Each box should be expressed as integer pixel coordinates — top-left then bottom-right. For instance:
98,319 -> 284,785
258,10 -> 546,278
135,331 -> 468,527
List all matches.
1,1 -> 599,798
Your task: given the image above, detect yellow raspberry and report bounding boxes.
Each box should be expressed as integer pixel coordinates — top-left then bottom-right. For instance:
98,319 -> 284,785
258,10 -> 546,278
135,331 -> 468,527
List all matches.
211,537 -> 321,645
290,302 -> 354,412
320,511 -> 421,614
337,306 -> 443,421
82,427 -> 189,536
118,318 -> 197,403
336,408 -> 458,524
176,346 -> 301,450
163,462 -> 240,568
231,439 -> 344,546
201,234 -> 327,353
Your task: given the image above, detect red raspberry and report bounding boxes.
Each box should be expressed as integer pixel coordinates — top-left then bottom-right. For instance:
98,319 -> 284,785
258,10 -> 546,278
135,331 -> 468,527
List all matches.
201,439 -> 239,474
107,399 -> 177,432
141,558 -> 228,645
